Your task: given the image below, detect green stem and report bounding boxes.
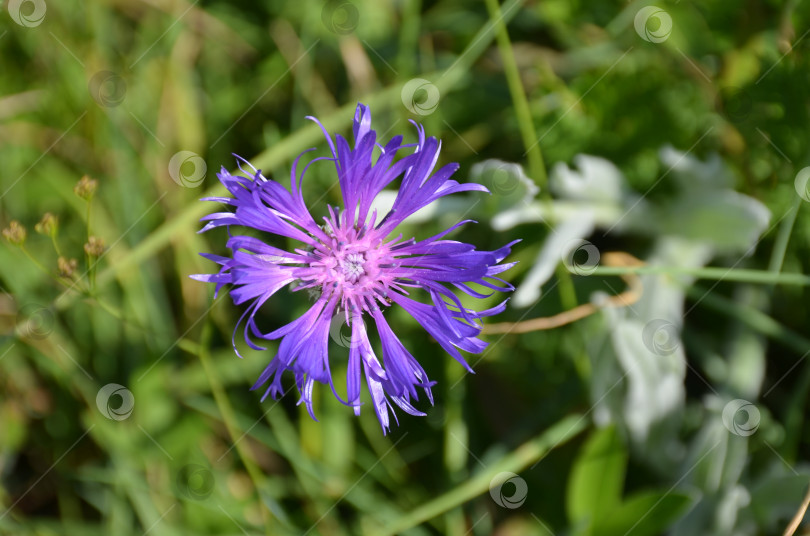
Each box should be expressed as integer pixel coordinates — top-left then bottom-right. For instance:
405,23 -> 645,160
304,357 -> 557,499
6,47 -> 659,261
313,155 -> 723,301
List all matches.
19,246 -> 81,292
197,318 -> 275,536
396,0 -> 422,77
435,0 -> 524,90
764,197 -> 806,461
686,286 -> 810,354
483,0 -> 578,311
85,178 -> 96,292
378,413 -> 587,536
483,0 -> 547,189
555,263 -> 579,311
589,265 -> 810,286
83,295 -> 167,340
86,254 -> 95,292
86,196 -> 93,239
768,197 -> 800,274
783,347 -> 810,462
50,235 -> 63,258
19,245 -> 54,278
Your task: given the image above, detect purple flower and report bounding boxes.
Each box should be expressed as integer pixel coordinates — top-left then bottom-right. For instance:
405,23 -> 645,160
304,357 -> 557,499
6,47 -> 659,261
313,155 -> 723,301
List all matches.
193,103 -> 517,433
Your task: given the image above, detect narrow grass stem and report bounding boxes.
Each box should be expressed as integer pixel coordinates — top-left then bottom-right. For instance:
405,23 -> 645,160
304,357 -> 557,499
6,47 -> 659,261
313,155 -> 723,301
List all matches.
589,265 -> 810,286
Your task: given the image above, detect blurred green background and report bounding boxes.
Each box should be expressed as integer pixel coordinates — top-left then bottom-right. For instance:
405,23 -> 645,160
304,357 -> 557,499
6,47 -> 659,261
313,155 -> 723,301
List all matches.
1,0 -> 810,535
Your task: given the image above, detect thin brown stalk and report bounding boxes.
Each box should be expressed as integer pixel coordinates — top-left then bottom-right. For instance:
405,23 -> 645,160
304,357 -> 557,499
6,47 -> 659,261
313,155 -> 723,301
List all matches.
483,252 -> 644,334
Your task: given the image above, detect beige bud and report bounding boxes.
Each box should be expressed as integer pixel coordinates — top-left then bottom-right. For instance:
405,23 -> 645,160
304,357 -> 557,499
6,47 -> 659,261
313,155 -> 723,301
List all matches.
74,175 -> 98,200
57,257 -> 78,278
34,212 -> 58,236
2,221 -> 27,245
84,236 -> 106,257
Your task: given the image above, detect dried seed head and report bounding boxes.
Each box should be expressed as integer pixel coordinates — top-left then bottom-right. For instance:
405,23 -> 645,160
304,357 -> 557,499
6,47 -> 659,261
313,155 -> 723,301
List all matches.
34,212 -> 58,236
57,257 -> 78,278
84,236 -> 105,257
2,221 -> 27,245
74,175 -> 98,200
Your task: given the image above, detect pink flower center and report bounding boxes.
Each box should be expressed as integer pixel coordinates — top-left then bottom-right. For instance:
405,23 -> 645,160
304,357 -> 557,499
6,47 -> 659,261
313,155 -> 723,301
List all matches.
293,217 -> 404,312
341,252 -> 366,283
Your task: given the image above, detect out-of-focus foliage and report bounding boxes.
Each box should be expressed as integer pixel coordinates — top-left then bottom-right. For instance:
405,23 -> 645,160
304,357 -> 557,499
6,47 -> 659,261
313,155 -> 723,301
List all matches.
1,0 -> 809,535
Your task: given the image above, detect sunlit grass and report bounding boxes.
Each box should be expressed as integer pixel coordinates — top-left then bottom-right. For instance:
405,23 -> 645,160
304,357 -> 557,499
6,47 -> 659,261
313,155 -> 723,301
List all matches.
1,1 -> 809,535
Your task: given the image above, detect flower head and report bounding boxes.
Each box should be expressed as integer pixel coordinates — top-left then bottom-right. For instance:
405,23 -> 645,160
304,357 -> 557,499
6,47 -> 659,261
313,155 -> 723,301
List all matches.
35,212 -> 58,237
84,236 -> 105,257
57,256 -> 78,278
74,175 -> 97,200
194,103 -> 517,433
2,221 -> 27,246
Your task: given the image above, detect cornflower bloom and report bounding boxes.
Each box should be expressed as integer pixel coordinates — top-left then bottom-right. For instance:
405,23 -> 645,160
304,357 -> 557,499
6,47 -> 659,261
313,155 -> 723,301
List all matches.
194,104 -> 516,432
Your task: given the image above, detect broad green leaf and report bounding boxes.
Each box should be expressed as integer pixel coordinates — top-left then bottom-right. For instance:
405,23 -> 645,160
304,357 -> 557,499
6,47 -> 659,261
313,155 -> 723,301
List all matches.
749,473 -> 809,528
566,425 -> 628,528
593,490 -> 695,536
661,190 -> 770,253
